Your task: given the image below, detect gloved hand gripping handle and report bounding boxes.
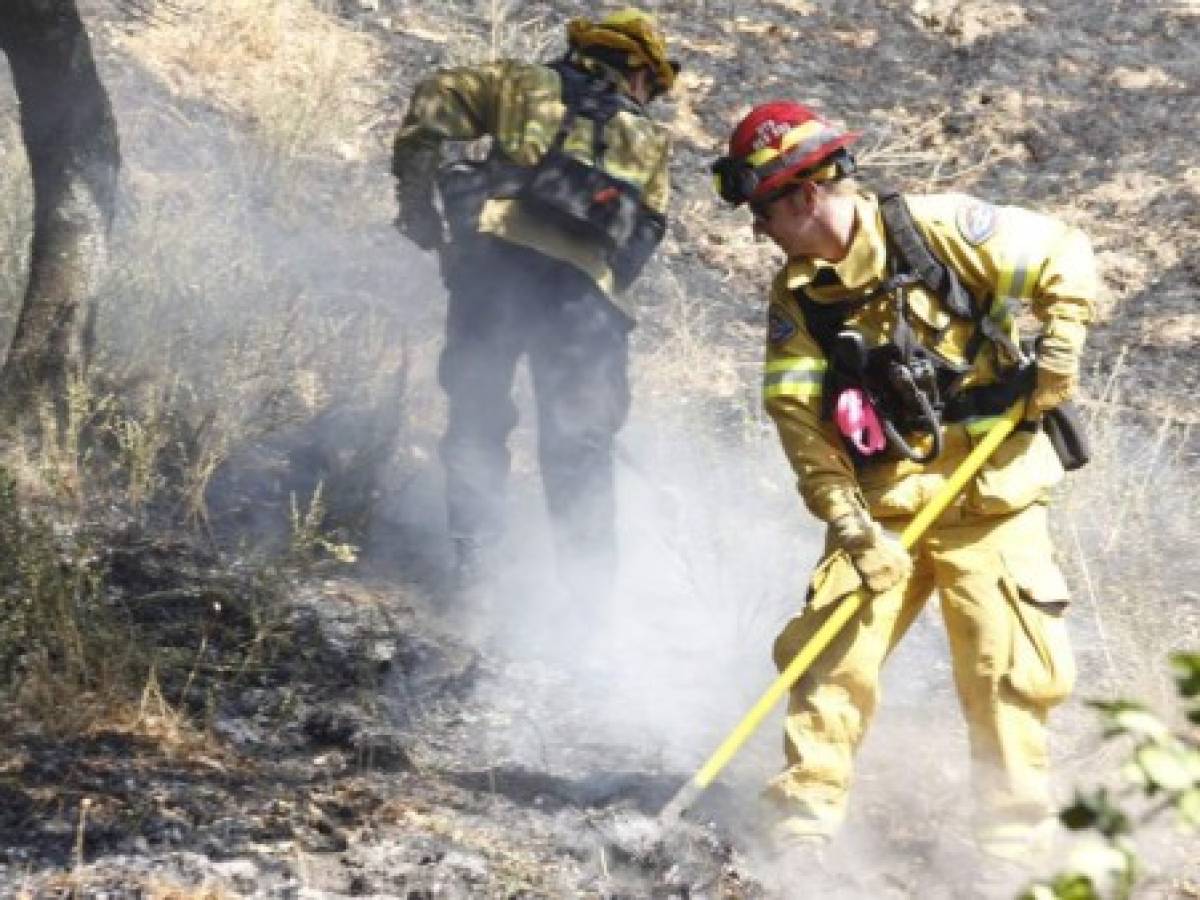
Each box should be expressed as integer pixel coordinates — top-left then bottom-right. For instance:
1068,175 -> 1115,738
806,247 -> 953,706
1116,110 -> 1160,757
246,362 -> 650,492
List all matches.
657,401 -> 1027,828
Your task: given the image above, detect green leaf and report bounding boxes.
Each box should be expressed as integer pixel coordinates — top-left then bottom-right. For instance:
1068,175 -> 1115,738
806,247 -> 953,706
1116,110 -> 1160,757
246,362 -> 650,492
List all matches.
1060,790 -> 1131,837
1045,874 -> 1100,900
1113,709 -> 1171,742
1061,796 -> 1099,830
1057,874 -> 1101,900
1170,652 -> 1200,699
1065,843 -> 1135,900
1179,788 -> 1200,828
1089,701 -> 1170,741
1119,760 -> 1147,787
1088,699 -> 1146,716
1136,745 -> 1195,792
1020,875 -> 1102,900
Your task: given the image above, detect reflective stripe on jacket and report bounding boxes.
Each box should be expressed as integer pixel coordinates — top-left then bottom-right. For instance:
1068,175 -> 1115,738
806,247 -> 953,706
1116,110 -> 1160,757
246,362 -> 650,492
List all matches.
763,191 -> 1097,523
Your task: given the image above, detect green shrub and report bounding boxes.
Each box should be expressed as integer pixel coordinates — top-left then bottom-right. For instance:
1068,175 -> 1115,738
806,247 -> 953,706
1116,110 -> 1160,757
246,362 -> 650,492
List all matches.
1023,652 -> 1200,900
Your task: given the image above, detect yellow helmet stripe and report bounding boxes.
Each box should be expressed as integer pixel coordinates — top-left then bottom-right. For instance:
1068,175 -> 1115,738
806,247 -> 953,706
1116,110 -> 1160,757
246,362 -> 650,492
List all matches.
780,119 -> 828,153
746,122 -> 843,169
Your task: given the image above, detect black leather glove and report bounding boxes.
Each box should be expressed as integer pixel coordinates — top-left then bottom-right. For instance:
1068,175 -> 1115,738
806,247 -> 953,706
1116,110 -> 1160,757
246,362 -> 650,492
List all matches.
392,135 -> 443,251
394,186 -> 443,251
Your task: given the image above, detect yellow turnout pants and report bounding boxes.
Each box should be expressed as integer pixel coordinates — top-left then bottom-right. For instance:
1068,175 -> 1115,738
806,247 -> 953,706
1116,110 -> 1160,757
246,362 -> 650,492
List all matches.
767,502 -> 1076,859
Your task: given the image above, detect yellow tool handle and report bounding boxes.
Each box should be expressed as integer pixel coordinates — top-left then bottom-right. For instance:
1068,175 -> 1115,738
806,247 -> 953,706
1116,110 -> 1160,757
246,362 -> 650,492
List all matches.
658,402 -> 1026,826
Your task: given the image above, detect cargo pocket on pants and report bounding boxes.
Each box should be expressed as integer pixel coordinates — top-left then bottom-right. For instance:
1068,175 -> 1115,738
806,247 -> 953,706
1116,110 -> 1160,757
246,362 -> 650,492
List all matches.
772,551 -> 863,673
998,547 -> 1076,707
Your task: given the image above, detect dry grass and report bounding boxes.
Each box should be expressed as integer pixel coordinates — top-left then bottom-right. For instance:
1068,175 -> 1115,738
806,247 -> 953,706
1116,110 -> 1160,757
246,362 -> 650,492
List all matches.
1056,360 -> 1200,713
0,192 -> 402,740
0,0 -> 426,749
115,0 -> 386,164
18,871 -> 233,900
409,0 -> 558,67
105,667 -> 217,755
9,664 -> 222,766
0,1 -> 1191,895
0,462 -> 122,720
0,460 -> 215,749
632,265 -> 750,413
80,107 -> 414,528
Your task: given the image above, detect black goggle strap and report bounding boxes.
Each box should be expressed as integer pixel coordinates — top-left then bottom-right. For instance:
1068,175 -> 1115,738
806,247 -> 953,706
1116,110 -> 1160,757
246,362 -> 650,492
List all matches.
710,155 -> 756,205
713,145 -> 857,207
711,148 -> 800,206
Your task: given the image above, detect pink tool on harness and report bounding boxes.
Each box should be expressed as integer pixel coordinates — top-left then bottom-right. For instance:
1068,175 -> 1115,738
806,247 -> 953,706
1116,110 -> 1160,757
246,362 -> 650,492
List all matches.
835,388 -> 886,456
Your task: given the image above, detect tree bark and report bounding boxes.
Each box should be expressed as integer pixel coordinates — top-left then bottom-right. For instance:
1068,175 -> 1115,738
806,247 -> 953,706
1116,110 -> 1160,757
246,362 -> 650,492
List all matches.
0,0 -> 120,419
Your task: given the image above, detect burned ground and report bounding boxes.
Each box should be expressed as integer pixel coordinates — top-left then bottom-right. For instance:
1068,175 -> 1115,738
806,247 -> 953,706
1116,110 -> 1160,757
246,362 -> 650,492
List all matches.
0,0 -> 1197,898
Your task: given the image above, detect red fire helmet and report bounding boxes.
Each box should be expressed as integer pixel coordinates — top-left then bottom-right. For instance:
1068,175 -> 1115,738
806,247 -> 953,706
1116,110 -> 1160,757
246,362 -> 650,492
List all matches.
713,101 -> 861,207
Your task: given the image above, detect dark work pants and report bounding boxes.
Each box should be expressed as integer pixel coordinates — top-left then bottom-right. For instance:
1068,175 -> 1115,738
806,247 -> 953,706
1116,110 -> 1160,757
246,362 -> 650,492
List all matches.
438,235 -> 632,593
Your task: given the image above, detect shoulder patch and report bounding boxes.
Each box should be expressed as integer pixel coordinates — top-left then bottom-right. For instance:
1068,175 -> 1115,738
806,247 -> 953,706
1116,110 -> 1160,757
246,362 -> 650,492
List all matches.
956,200 -> 998,246
767,305 -> 797,344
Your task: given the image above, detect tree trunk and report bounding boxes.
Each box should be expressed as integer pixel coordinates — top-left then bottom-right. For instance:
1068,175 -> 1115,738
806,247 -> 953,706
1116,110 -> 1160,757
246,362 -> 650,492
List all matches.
0,0 -> 120,420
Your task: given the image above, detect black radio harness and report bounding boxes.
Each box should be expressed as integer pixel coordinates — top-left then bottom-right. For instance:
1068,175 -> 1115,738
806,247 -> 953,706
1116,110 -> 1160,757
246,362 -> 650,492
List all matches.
793,192 -> 1036,466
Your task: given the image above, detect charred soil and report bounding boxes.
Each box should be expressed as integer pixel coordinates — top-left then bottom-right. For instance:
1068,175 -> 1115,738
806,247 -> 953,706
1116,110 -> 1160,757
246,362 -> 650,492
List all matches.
0,0 -> 1197,898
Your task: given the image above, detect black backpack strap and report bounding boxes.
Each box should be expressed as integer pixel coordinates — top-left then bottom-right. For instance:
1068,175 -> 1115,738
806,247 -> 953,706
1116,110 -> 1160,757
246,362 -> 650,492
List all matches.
878,192 -> 976,321
549,61 -> 643,164
792,288 -> 870,421
793,287 -> 851,356
878,190 -> 1029,366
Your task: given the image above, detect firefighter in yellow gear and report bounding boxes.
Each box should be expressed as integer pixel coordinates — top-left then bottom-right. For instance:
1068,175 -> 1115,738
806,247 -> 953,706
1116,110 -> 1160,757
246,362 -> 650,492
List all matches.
391,10 -> 676,596
712,101 -> 1097,862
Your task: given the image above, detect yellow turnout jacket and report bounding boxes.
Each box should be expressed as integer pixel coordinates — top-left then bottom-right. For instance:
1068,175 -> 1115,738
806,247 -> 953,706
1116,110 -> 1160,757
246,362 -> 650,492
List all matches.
763,192 -> 1097,524
393,59 -> 672,315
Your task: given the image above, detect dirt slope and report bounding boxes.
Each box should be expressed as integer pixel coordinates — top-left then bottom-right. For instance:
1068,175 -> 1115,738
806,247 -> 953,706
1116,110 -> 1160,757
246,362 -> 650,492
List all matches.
0,1 -> 1197,898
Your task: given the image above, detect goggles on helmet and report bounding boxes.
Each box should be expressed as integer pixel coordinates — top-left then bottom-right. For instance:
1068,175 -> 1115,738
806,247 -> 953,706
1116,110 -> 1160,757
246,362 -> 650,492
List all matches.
711,146 -> 858,210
